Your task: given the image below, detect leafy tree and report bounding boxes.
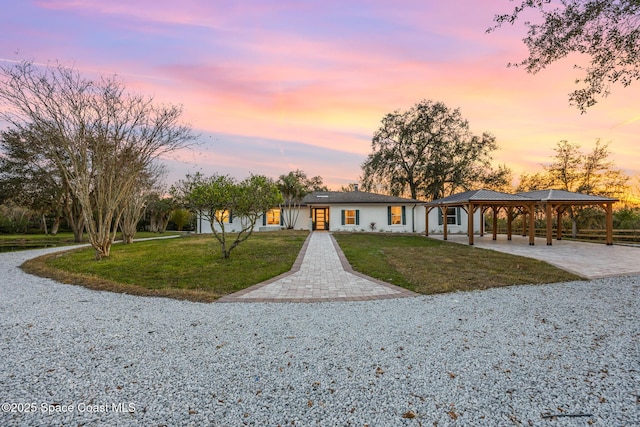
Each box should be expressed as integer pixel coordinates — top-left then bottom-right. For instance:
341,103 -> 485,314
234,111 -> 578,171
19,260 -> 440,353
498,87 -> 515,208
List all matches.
0,60 -> 194,259
174,173 -> 282,259
362,99 -> 509,200
518,139 -> 629,235
170,208 -> 191,231
0,202 -> 35,234
613,207 -> 640,228
546,140 -> 628,197
0,126 -> 85,240
277,170 -> 326,229
489,0 -> 640,111
146,194 -> 176,233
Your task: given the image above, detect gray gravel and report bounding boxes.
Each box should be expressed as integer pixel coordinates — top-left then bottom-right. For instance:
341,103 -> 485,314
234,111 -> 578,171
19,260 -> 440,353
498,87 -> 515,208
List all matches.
1,246 -> 638,426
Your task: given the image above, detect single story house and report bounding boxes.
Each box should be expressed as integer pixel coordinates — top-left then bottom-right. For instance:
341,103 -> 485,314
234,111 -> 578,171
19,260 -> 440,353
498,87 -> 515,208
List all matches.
195,187 -> 483,235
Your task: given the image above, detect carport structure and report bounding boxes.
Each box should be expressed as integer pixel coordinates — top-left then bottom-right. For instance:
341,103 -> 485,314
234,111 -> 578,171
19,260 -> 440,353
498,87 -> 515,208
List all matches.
517,189 -> 618,246
425,189 -> 618,246
425,190 -> 538,245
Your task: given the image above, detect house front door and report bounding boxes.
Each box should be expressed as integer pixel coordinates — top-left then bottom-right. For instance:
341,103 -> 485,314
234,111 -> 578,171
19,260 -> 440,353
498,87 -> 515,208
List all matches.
313,208 -> 329,230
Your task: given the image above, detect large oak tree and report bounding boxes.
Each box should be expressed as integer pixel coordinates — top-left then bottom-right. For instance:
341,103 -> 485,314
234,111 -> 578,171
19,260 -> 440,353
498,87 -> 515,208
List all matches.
489,0 -> 640,111
362,100 -> 509,201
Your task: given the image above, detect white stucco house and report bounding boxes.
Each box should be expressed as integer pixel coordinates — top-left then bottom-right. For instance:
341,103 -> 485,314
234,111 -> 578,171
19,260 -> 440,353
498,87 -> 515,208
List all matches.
195,188 -> 483,235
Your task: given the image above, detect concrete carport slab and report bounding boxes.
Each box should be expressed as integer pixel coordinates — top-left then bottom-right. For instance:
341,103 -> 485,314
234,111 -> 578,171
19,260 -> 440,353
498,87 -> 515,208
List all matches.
428,234 -> 640,279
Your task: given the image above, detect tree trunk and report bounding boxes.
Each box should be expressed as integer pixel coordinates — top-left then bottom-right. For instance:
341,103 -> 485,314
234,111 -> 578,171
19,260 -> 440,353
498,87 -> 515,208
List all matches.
93,241 -> 112,260
50,216 -> 60,235
41,213 -> 48,235
63,196 -> 85,242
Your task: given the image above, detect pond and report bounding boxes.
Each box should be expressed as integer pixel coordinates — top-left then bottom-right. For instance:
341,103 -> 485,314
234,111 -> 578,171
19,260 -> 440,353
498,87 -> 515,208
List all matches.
0,242 -> 79,253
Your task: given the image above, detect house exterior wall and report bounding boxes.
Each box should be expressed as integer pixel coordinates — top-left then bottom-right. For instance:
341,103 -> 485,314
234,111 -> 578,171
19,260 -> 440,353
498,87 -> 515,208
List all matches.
328,204 -> 425,233
426,207 -> 482,234
196,207 -> 310,234
194,206 -> 483,234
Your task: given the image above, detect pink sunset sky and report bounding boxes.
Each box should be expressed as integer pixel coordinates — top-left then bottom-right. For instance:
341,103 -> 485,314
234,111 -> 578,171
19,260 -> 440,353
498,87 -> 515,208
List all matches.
1,0 -> 638,190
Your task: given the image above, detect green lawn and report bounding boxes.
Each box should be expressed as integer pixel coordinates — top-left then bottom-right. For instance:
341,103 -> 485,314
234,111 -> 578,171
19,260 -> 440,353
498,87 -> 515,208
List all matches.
333,233 -> 582,294
22,231 -> 308,302
21,230 -> 582,302
0,231 -> 181,244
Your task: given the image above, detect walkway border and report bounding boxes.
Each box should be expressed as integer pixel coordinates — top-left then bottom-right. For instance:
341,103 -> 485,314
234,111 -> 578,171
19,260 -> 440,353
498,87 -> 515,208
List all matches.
217,232 -> 313,303
218,232 -> 418,303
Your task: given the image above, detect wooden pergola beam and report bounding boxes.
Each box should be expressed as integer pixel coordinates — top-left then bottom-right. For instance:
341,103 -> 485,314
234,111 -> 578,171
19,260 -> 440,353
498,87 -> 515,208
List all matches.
468,202 -> 474,245
545,203 -> 553,245
528,204 -> 535,245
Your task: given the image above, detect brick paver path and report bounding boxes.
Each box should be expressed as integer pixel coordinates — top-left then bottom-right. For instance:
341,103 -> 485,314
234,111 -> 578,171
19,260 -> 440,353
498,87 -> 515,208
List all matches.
218,231 -> 417,303
429,234 -> 640,279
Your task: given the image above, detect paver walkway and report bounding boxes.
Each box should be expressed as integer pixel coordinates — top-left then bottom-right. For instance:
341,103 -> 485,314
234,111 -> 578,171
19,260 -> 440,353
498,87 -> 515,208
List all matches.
219,231 -> 417,303
429,234 -> 640,279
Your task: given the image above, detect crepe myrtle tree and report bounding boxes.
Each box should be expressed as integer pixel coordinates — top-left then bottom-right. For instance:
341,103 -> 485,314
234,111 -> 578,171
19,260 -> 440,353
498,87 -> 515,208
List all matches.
0,60 -> 194,259
173,172 -> 283,259
119,163 -> 166,244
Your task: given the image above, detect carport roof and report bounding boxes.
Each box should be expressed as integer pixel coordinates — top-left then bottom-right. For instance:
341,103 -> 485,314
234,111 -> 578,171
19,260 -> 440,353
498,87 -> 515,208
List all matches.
516,189 -> 618,203
424,189 -> 536,206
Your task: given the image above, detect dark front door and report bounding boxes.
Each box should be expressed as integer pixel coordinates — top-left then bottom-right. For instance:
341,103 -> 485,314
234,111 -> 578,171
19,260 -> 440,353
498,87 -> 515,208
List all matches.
313,208 -> 329,230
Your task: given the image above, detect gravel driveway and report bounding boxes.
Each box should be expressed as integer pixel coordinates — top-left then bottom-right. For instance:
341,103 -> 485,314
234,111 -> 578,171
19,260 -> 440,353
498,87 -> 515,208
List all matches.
1,247 -> 638,426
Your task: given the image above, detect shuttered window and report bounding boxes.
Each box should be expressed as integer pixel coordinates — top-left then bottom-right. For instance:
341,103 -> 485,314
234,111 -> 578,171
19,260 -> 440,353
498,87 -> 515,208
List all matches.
388,206 -> 406,225
341,209 -> 359,225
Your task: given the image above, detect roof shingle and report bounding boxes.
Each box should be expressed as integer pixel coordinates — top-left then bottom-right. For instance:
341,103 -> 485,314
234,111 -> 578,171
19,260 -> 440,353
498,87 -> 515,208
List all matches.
302,191 -> 423,205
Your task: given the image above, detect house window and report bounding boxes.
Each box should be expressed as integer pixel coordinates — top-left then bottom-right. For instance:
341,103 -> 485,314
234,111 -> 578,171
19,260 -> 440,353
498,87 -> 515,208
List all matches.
389,206 -> 405,225
342,209 -> 359,225
266,208 -> 281,225
447,207 -> 458,225
215,209 -> 230,223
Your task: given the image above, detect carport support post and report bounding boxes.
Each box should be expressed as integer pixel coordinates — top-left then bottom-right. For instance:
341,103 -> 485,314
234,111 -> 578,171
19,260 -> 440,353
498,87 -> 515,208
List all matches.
468,203 -> 474,245
556,206 -> 564,240
425,207 -> 429,236
528,204 -> 535,245
507,207 -> 513,240
441,206 -> 448,240
545,203 -> 553,245
492,206 -> 498,240
606,203 -> 614,245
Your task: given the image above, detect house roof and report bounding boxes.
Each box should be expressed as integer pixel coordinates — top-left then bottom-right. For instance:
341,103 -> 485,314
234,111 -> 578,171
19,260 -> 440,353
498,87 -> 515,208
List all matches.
516,189 -> 618,203
302,191 -> 423,205
424,189 -> 536,206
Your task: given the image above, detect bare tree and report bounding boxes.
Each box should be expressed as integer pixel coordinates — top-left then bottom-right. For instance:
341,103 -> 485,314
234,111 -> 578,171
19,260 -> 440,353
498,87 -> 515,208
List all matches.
119,163 -> 166,244
0,60 -> 194,259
